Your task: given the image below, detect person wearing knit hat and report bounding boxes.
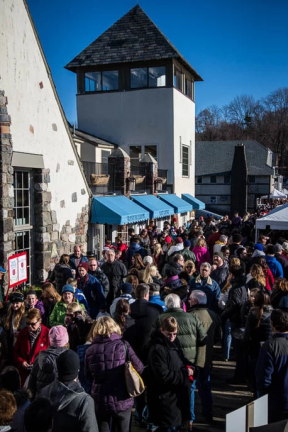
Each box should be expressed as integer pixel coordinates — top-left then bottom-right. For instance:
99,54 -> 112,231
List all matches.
265,244 -> 284,278
181,240 -> 197,264
77,261 -> 106,319
167,235 -> 184,259
211,251 -> 229,289
165,236 -> 172,244
109,282 -> 135,318
49,285 -> 85,327
28,326 -> 69,399
5,293 -> 26,350
38,349 -> 98,432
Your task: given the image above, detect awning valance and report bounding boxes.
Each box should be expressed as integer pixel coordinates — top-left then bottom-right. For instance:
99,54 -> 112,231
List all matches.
91,196 -> 149,225
157,194 -> 192,214
182,193 -> 205,210
131,194 -> 174,219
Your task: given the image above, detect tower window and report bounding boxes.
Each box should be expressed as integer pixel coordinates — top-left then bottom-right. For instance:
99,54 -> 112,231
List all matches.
85,71 -> 118,92
174,69 -> 182,91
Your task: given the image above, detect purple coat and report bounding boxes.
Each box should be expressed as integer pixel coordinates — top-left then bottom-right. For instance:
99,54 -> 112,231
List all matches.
85,333 -> 144,413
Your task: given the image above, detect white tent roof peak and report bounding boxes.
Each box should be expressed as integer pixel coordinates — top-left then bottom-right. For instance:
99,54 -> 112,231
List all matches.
256,203 -> 288,230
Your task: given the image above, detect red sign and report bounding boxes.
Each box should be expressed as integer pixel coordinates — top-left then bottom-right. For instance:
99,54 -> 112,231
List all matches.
8,251 -> 28,288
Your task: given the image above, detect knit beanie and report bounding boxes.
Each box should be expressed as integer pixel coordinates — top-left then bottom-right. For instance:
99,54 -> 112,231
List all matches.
213,251 -> 224,260
184,240 -> 191,248
49,325 -> 69,347
143,256 -> 153,265
254,243 -> 264,251
57,349 -> 80,383
61,284 -> 75,295
78,262 -> 88,272
120,283 -> 133,295
165,236 -> 172,244
176,237 -> 183,244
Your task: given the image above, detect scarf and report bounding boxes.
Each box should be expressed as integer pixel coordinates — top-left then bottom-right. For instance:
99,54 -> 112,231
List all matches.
29,325 -> 41,352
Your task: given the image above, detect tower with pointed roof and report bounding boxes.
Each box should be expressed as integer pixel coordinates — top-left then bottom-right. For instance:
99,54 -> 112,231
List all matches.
65,5 -> 203,196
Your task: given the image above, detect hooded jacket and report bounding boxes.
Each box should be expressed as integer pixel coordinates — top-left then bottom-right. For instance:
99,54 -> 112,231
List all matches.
126,242 -> 146,266
49,263 -> 73,292
28,346 -> 67,398
265,255 -> 284,278
192,246 -> 210,270
39,379 -> 98,432
49,300 -> 86,327
77,273 -> 105,319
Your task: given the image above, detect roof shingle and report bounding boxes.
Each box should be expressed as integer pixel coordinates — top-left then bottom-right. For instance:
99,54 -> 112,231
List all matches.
65,5 -> 203,81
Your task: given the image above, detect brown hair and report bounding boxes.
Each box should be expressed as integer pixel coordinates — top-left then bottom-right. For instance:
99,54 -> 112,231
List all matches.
25,308 -> 41,323
125,275 -> 139,296
160,316 -> 178,332
252,291 -> 271,328
41,282 -> 61,302
114,299 -> 130,333
274,277 -> 288,292
0,389 -> 17,425
197,238 -> 207,248
66,278 -> 77,288
59,254 -> 70,266
132,253 -> 145,270
4,303 -> 26,331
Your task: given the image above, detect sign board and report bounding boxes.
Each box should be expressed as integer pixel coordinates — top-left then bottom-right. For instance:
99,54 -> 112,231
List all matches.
8,252 -> 28,288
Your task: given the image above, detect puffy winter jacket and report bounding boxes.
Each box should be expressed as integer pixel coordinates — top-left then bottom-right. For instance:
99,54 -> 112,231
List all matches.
152,307 -> 207,363
77,274 -> 105,318
38,379 -> 98,432
192,246 -> 210,270
85,333 -> 144,413
265,255 -> 283,278
101,260 -> 127,306
88,268 -> 110,298
49,264 -> 73,292
49,300 -> 85,327
28,346 -> 67,398
210,263 -> 229,289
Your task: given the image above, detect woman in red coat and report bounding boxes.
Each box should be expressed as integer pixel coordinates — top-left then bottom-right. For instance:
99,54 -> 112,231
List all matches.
14,308 -> 49,386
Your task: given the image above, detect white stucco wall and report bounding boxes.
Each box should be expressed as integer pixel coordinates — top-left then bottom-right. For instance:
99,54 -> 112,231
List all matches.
77,88 -> 174,182
173,88 -> 195,196
0,0 -> 89,229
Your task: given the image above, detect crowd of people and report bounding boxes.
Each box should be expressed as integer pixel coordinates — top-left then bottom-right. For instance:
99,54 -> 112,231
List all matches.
1,212 -> 288,431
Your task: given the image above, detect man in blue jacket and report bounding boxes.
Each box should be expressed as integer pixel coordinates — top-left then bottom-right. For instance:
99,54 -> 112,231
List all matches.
256,309 -> 288,423
265,244 -> 284,278
77,262 -> 105,318
69,245 -> 88,271
189,263 -> 221,312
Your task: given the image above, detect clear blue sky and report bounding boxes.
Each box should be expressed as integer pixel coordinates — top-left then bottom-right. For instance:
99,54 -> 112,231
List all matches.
26,0 -> 288,124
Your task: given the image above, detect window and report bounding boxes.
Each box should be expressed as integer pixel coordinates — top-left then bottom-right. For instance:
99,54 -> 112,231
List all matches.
185,78 -> 192,99
197,177 -> 202,184
224,175 -> 230,184
130,146 -> 142,166
182,146 -> 189,177
85,71 -> 118,92
101,150 -> 110,164
13,170 -> 33,283
130,66 -> 166,89
148,66 -> 166,87
174,69 -> 182,91
248,175 -> 256,183
144,145 -> 157,161
210,176 -> 217,183
209,196 -> 217,204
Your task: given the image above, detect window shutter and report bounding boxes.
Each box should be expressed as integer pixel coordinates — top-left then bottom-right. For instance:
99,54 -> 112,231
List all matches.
180,137 -> 182,163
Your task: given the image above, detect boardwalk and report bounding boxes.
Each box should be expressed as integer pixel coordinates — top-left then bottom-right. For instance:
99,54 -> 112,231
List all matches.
132,345 -> 251,432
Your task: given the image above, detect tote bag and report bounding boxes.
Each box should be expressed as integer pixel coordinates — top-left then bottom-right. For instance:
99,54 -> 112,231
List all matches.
122,340 -> 145,397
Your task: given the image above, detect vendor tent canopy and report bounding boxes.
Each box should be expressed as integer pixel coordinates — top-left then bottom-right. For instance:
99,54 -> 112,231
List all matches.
261,189 -> 287,199
91,195 -> 149,225
181,194 -> 205,210
131,194 -> 174,219
256,203 -> 288,230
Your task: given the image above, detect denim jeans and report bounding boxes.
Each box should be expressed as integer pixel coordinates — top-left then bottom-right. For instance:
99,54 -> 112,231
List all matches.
190,366 -> 213,421
222,319 -> 232,360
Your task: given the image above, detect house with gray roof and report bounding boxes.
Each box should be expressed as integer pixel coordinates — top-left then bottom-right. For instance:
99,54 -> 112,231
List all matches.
195,140 -> 274,215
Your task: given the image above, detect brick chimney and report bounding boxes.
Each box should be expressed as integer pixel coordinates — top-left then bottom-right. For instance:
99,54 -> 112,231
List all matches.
230,144 -> 248,216
108,148 -> 130,196
139,153 -> 158,195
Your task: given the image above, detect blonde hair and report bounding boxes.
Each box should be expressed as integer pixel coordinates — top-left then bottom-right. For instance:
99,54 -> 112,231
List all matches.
142,264 -> 153,284
66,278 -> 77,287
160,316 -> 178,332
230,257 -> 240,266
250,264 -> 266,287
183,260 -> 196,273
197,238 -> 207,248
4,303 -> 26,331
91,316 -> 121,338
154,243 -> 163,257
66,302 -> 85,319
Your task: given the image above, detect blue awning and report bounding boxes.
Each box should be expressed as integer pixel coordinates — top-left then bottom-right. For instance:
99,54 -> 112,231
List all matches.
131,195 -> 174,219
195,209 -> 223,220
91,196 -> 149,225
182,194 -> 205,210
157,194 -> 192,214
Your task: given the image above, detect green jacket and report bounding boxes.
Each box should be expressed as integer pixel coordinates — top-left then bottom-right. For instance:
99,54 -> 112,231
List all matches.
181,248 -> 196,263
189,305 -> 222,367
152,307 -> 207,363
49,300 -> 85,327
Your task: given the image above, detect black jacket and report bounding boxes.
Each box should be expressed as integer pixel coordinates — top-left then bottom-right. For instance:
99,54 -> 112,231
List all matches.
38,379 -> 98,432
243,306 -> 273,356
221,276 -> 248,326
28,346 -> 67,399
126,299 -> 162,363
147,330 -> 190,427
101,260 -> 127,306
271,289 -> 288,309
88,268 -> 110,298
275,253 -> 288,279
49,264 -> 73,292
210,263 -> 229,289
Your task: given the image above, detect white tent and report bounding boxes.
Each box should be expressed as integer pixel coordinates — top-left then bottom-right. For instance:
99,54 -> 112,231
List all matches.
256,203 -> 288,230
261,188 -> 287,199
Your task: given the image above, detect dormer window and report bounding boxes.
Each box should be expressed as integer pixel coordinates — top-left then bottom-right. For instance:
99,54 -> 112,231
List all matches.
130,66 -> 166,89
174,69 -> 182,91
85,71 -> 119,92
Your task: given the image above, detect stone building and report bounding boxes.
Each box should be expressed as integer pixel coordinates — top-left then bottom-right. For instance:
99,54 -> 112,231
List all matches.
0,0 -> 90,287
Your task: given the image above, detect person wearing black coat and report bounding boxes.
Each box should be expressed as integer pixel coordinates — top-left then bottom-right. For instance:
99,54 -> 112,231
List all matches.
147,317 -> 193,430
88,259 -> 110,298
101,250 -> 127,307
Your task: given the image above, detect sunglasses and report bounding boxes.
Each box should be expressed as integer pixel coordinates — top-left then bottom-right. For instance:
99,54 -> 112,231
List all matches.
186,266 -> 193,269
27,320 -> 39,327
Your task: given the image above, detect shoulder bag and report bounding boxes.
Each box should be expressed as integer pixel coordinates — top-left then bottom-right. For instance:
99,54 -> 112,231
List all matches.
122,339 -> 145,397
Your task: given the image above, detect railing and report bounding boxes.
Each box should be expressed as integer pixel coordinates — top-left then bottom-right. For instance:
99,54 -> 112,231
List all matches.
130,165 -> 147,192
82,161 -> 115,194
158,168 -> 168,191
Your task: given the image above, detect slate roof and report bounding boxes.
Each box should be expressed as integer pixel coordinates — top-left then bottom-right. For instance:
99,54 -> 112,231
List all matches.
69,125 -> 117,148
195,140 -> 274,177
65,5 -> 203,81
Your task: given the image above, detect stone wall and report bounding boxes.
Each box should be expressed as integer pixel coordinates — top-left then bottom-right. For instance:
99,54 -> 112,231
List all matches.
0,91 -> 15,279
